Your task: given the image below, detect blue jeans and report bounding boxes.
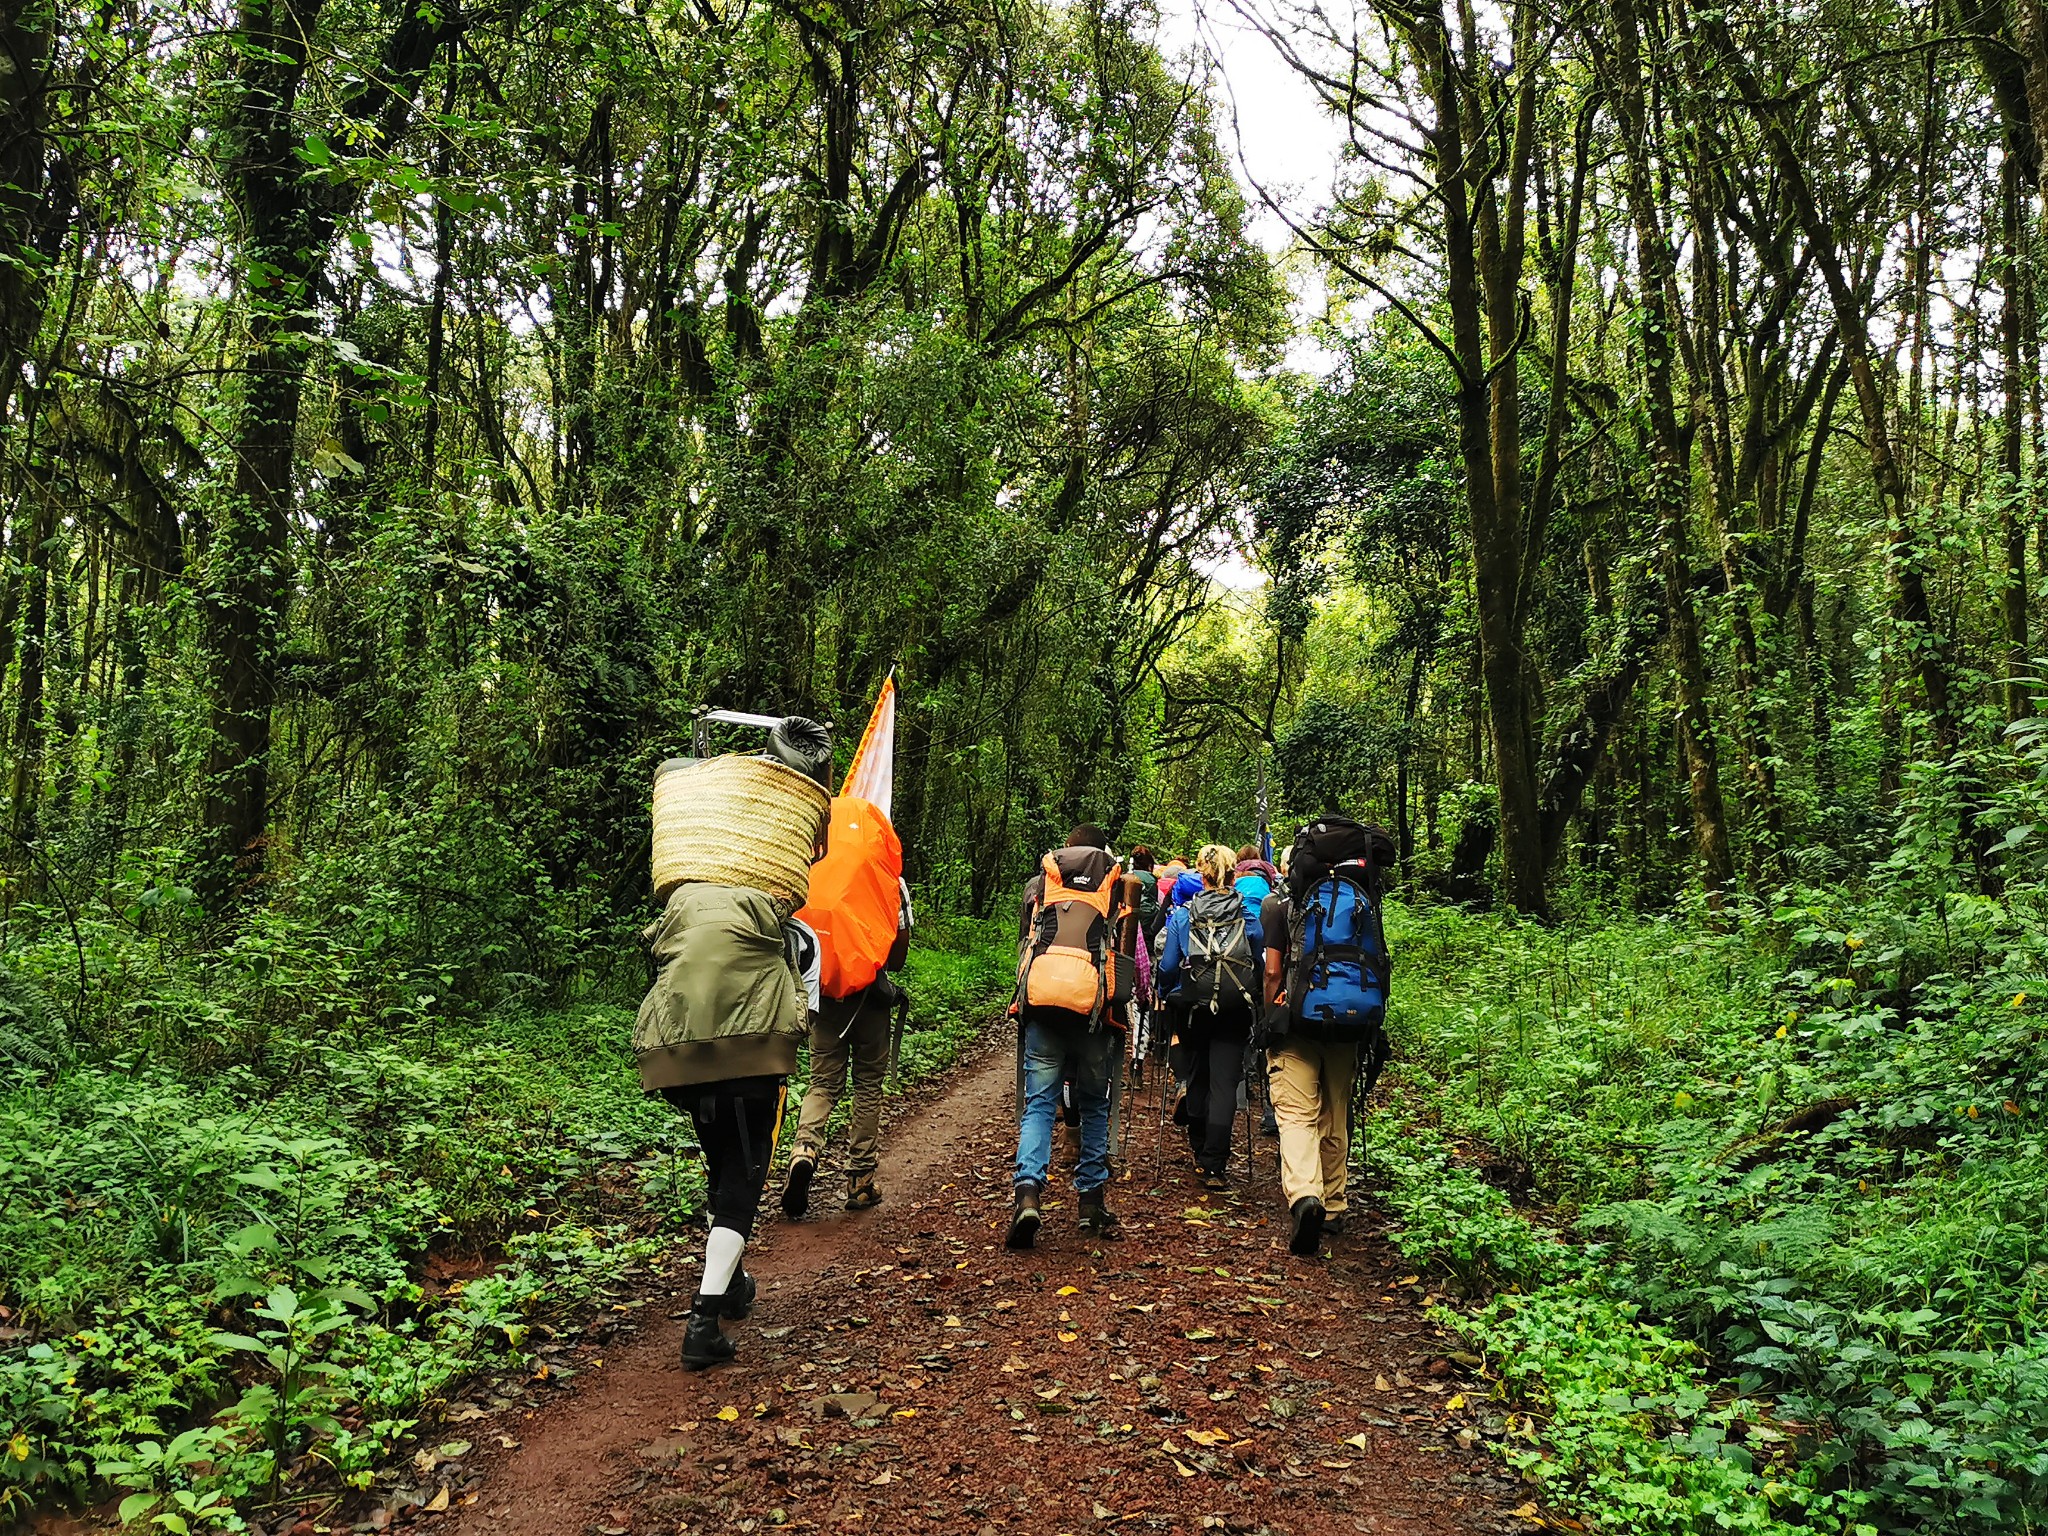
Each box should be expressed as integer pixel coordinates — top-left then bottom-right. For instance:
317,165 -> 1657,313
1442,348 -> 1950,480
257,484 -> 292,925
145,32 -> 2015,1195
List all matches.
1014,1013 -> 1115,1195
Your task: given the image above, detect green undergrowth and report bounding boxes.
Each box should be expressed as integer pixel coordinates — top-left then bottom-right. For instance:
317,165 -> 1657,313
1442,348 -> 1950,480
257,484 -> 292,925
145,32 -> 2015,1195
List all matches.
1365,897 -> 2048,1536
0,910 -> 1012,1529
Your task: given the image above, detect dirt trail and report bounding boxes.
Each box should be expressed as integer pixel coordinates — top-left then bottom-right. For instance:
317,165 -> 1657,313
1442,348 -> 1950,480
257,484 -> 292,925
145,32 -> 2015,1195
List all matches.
430,1036 -> 1531,1536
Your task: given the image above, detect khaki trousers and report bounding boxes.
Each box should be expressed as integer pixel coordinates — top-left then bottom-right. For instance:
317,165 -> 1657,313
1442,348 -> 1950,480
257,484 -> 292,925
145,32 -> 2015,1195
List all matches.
791,989 -> 890,1178
1265,1035 -> 1355,1215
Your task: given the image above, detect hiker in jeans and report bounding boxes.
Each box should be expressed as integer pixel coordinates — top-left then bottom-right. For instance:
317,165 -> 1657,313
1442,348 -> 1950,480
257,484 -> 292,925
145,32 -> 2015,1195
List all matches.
1259,816 -> 1394,1257
782,878 -> 911,1217
1156,844 -> 1264,1188
1006,823 -> 1140,1248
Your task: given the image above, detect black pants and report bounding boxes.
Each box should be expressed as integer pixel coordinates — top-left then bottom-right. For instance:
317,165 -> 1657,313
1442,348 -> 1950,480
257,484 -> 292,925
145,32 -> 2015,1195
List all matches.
661,1074 -> 785,1238
1185,1020 -> 1250,1175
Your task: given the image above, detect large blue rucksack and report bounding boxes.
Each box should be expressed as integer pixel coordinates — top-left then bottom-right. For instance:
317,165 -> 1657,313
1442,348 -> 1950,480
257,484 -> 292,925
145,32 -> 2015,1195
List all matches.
1286,863 -> 1389,1043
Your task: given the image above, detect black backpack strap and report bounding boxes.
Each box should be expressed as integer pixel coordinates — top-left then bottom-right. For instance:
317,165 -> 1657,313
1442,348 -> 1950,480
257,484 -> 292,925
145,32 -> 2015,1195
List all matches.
1285,886 -> 1317,1025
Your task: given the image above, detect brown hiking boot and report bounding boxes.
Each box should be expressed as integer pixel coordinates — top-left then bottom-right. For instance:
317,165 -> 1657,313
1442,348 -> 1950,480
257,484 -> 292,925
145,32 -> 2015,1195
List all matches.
845,1173 -> 882,1211
1077,1188 -> 1122,1238
1005,1184 -> 1042,1250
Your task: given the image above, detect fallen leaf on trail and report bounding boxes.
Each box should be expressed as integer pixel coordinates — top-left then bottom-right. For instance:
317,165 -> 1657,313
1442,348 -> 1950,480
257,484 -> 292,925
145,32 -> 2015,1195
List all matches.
423,1488 -> 450,1513
871,1471 -> 893,1485
1395,1275 -> 1420,1287
1374,1375 -> 1391,1391
1446,1393 -> 1466,1411
893,1409 -> 918,1418
1513,1503 -> 1540,1519
715,1406 -> 740,1422
994,1300 -> 1016,1311
1058,1331 -> 1079,1342
670,1421 -> 700,1432
437,1440 -> 471,1458
1184,1428 -> 1230,1447
1125,1303 -> 1155,1313
1344,1433 -> 1371,1450
1183,1328 -> 1216,1341
1171,1459 -> 1196,1477
495,1436 -> 520,1450
1057,1285 -> 1080,1296
944,1316 -> 963,1328
444,1403 -> 485,1423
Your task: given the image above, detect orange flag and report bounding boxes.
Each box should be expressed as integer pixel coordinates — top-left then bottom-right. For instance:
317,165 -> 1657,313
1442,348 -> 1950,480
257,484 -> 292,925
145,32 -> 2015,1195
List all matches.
841,671 -> 896,817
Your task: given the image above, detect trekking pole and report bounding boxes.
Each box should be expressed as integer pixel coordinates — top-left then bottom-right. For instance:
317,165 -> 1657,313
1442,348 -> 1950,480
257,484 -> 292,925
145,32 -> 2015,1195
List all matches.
1109,1045 -> 1129,1178
886,986 -> 910,1089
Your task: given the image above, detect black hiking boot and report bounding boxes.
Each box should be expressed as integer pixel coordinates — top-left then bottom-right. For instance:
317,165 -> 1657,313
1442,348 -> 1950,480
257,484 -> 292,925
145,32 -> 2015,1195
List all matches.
1289,1196 -> 1326,1257
717,1269 -> 756,1321
1077,1188 -> 1122,1238
1322,1214 -> 1346,1238
781,1155 -> 816,1220
1200,1169 -> 1228,1193
1005,1184 -> 1042,1250
681,1293 -> 737,1370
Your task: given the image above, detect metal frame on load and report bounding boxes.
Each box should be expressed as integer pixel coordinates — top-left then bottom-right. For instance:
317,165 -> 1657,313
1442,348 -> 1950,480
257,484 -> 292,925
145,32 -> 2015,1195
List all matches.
690,706 -> 832,758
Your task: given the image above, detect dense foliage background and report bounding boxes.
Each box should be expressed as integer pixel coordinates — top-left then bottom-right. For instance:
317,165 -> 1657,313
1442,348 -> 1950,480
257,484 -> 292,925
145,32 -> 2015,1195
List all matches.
4,0 -> 2048,1527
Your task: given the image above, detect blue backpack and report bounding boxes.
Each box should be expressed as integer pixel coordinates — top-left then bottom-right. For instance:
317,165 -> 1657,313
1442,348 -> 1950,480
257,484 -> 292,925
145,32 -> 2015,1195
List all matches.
1286,864 -> 1389,1043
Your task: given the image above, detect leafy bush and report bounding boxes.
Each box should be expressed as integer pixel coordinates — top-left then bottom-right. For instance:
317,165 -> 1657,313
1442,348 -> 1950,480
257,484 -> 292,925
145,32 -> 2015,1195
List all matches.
0,910 -> 1016,1527
1373,900 -> 2048,1534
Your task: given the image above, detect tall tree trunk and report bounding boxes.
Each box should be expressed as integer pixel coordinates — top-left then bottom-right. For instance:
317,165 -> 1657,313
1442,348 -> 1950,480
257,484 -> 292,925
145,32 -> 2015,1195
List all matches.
1396,0 -> 1548,917
0,0 -> 55,417
9,498 -> 53,839
2002,145 -> 2031,720
202,0 -> 457,894
1603,0 -> 1737,909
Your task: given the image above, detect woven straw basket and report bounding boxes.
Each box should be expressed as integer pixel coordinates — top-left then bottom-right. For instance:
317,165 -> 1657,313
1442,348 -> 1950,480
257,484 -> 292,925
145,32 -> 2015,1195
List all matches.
651,755 -> 830,909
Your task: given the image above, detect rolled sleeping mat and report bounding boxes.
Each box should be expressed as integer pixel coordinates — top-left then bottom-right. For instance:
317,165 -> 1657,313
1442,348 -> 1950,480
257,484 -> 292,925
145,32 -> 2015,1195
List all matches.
651,755 -> 831,911
767,715 -> 834,785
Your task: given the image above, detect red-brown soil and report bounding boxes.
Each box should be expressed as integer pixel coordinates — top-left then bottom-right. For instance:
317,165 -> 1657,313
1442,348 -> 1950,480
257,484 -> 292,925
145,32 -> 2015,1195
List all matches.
419,1036 -> 1535,1536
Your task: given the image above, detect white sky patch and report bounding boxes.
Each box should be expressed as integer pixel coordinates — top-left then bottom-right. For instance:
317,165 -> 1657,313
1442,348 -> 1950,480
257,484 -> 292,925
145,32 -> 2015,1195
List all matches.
1156,0 -> 1350,591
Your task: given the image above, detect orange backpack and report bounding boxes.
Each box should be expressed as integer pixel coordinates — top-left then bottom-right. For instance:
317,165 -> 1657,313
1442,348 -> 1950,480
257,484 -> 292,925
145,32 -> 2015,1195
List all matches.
795,796 -> 904,1001
1017,847 -> 1132,1025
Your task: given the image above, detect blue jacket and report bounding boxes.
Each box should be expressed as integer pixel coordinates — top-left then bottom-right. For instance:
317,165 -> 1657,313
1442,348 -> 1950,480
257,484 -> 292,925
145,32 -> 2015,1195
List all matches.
1156,888 -> 1265,996
1169,870 -> 1205,908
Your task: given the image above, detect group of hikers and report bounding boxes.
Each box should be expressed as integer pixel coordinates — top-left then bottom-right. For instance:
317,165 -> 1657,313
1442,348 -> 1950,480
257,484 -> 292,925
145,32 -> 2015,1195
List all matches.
631,713 -> 1392,1371
1006,822 -> 1392,1255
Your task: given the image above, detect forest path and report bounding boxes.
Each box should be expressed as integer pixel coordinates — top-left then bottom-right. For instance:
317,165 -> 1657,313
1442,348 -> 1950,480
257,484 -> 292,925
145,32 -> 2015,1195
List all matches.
435,1036 -> 1532,1536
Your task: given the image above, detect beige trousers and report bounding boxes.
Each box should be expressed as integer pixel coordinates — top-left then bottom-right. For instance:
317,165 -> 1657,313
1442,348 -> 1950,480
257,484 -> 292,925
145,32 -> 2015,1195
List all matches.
790,990 -> 890,1179
1265,1035 -> 1355,1214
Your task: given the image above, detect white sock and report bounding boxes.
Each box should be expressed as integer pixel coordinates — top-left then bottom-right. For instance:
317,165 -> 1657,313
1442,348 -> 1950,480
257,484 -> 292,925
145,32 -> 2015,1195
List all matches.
700,1226 -> 746,1298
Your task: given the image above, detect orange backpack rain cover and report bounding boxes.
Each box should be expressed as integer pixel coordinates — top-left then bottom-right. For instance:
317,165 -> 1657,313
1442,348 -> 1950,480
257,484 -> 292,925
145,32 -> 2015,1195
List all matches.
795,795 -> 904,1000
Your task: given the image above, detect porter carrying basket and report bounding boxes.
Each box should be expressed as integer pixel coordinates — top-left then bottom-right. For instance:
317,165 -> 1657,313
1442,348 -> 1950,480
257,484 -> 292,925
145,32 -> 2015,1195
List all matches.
650,755 -> 830,910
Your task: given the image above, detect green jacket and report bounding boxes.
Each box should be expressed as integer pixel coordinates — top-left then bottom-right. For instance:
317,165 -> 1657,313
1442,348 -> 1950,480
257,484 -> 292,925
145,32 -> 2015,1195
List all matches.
634,883 -> 806,1091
